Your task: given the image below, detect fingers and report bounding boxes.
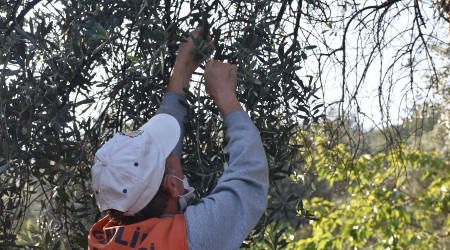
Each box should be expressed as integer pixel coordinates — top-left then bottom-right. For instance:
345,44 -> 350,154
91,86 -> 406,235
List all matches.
181,27 -> 213,60
206,60 -> 237,69
205,61 -> 238,83
205,60 -> 216,68
181,27 -> 201,41
175,26 -> 214,73
179,27 -> 201,42
191,27 -> 201,37
188,27 -> 212,42
204,60 -> 238,88
203,59 -> 241,116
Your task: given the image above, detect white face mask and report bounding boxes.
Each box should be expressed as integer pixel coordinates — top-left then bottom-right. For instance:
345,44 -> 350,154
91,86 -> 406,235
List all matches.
173,175 -> 195,211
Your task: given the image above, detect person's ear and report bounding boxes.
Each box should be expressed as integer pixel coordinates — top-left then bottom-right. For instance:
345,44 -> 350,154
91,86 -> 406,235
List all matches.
164,175 -> 180,198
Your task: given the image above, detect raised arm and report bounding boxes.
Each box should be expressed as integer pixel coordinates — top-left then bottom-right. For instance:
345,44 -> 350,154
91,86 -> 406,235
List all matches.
185,61 -> 269,249
156,27 -> 210,157
166,27 -> 205,96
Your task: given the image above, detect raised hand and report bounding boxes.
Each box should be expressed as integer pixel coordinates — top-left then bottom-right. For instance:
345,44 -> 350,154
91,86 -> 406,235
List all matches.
168,27 -> 212,96
204,60 -> 243,117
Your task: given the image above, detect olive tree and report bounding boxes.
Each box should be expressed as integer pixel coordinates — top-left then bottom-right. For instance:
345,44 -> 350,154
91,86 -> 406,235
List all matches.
1,0 -> 320,248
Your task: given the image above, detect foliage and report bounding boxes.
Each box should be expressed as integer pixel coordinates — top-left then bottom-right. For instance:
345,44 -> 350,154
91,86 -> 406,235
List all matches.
247,107 -> 449,249
1,0 -> 321,248
294,133 -> 449,249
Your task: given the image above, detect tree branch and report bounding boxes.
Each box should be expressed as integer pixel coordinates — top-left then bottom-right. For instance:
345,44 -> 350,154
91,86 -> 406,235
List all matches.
5,0 -> 42,36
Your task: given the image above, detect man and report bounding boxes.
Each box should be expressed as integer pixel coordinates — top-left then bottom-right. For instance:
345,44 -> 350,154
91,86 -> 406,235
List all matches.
88,28 -> 269,250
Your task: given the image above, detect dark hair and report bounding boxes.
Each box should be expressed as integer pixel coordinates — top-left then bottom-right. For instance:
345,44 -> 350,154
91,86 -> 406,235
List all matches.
107,167 -> 170,225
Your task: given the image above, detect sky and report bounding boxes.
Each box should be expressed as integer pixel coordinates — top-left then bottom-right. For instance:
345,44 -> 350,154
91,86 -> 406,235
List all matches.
298,0 -> 450,129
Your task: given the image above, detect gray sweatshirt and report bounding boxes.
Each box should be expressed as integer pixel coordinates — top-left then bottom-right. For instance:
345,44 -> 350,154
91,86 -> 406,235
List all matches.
157,92 -> 269,250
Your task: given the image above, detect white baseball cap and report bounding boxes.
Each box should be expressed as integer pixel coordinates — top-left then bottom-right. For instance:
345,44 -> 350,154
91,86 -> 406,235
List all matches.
91,113 -> 180,215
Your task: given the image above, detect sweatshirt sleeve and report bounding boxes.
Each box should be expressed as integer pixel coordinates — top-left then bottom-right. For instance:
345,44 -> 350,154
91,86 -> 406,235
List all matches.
185,111 -> 269,250
156,92 -> 187,159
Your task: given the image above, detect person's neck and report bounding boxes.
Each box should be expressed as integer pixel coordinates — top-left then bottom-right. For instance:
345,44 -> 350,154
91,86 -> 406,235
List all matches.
163,198 -> 180,215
